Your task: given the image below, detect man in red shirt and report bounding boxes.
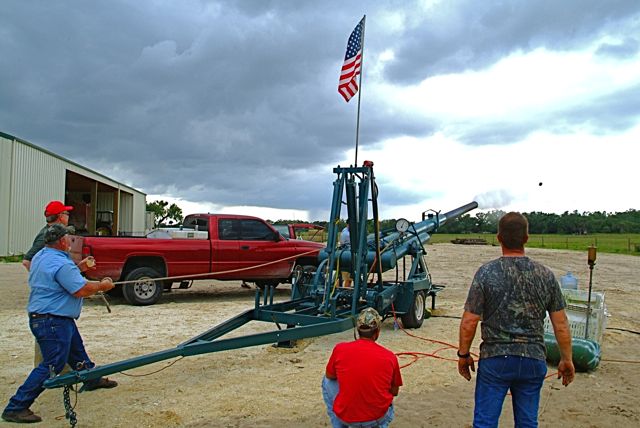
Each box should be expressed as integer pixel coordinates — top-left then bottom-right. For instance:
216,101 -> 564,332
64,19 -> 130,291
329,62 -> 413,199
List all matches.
323,308 -> 402,427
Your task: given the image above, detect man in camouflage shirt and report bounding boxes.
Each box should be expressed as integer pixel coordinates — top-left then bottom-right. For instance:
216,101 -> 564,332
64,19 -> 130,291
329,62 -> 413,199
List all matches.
457,212 -> 575,428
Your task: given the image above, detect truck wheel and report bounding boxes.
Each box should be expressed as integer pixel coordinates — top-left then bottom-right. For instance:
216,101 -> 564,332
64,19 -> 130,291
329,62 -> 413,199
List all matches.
401,291 -> 427,329
255,280 -> 279,290
122,267 -> 163,306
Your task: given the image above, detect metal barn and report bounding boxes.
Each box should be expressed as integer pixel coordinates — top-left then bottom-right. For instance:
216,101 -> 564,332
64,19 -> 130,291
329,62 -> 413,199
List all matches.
0,131 -> 146,257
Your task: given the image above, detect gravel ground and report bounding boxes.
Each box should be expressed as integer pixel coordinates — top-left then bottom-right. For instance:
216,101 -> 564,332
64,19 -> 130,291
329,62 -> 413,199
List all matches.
0,243 -> 638,427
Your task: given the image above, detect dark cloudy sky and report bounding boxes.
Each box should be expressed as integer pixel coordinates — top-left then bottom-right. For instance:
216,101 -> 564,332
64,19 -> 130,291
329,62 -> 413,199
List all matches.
2,1 -> 639,221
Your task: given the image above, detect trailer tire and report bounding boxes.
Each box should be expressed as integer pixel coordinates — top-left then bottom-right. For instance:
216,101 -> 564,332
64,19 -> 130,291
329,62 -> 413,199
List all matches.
401,290 -> 427,329
122,267 -> 163,306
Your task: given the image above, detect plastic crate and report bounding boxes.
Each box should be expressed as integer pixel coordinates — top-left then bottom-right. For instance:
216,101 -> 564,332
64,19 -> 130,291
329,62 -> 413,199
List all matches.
544,289 -> 607,344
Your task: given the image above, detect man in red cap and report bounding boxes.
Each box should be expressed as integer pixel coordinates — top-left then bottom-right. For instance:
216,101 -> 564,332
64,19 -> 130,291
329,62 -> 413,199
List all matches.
22,201 -> 96,372
22,201 -> 74,271
3,224 -> 117,424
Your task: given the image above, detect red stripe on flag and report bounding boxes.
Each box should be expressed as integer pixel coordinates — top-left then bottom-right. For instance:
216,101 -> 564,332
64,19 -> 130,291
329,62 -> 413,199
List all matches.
338,49 -> 362,102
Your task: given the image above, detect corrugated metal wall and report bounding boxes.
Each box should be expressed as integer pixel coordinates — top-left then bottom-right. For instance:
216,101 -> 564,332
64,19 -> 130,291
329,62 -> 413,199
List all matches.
0,133 -> 147,257
0,136 -> 15,256
1,137 -> 67,256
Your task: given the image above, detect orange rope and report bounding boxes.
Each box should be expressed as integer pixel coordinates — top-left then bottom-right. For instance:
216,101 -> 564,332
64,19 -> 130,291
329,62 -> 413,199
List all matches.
389,301 -> 561,391
390,301 -> 474,369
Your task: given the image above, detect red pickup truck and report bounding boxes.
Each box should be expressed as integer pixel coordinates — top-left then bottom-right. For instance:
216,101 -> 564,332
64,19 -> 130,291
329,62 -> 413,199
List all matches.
70,213 -> 324,306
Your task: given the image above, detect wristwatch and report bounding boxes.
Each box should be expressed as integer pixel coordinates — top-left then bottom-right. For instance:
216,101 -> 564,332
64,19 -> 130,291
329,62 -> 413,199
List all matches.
457,350 -> 471,359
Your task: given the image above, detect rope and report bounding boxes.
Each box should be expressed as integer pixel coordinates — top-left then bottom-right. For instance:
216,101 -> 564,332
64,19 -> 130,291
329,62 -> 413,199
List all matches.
606,327 -> 640,335
601,358 -> 640,364
389,302 -> 478,369
109,249 -> 319,286
118,356 -> 185,376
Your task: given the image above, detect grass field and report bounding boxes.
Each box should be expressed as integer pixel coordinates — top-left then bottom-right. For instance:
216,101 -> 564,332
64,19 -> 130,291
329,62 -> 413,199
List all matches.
429,233 -> 640,256
299,230 -> 640,256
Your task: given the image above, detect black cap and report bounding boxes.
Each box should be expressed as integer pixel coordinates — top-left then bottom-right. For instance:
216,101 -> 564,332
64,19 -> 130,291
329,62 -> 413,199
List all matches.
44,224 -> 71,244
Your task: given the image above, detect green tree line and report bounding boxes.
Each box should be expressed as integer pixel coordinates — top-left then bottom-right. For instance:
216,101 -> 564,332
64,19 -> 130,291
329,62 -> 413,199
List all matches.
439,209 -> 640,234
274,209 -> 640,235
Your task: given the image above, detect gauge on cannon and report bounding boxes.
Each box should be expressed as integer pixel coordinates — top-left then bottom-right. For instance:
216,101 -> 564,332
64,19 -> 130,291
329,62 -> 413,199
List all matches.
395,218 -> 410,233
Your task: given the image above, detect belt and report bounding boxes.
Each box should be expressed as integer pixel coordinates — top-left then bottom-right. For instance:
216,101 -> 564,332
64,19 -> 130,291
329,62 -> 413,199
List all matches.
29,313 -> 71,320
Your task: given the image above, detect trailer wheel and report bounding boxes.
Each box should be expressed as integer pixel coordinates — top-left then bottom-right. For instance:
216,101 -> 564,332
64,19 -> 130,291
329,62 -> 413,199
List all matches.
401,291 -> 427,329
122,267 -> 163,306
292,265 -> 318,297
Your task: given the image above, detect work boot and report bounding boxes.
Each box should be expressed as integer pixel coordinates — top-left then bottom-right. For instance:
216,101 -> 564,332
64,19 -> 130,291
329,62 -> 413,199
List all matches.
1,408 -> 42,423
80,377 -> 118,392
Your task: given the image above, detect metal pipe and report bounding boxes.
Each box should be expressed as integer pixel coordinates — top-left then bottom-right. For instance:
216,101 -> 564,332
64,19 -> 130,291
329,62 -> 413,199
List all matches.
318,201 -> 478,270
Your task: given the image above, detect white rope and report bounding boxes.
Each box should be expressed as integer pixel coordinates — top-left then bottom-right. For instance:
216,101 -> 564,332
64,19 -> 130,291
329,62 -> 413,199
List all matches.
111,249 -> 320,286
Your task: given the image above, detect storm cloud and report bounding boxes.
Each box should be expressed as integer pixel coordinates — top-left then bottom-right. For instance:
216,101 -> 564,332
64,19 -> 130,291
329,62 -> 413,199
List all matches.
1,0 -> 639,216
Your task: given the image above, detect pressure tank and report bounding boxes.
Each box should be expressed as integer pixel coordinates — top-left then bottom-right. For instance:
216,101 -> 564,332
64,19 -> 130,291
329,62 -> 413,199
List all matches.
544,333 -> 601,372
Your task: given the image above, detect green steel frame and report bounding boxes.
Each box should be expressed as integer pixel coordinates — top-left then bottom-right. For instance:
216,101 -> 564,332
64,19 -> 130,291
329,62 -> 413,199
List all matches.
44,163 -> 477,392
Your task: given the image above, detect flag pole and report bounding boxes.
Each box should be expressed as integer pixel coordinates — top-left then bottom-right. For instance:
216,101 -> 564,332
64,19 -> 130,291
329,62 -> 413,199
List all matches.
354,15 -> 366,167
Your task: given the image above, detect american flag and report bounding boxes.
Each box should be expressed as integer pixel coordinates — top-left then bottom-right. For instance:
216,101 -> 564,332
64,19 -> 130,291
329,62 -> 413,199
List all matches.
338,17 -> 365,102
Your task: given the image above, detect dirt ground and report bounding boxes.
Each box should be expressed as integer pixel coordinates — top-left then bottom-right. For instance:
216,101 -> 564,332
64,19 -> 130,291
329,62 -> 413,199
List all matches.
1,244 -> 638,427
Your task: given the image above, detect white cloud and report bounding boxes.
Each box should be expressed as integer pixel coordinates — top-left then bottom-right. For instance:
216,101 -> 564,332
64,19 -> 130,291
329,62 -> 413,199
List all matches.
360,123 -> 639,219
373,42 -> 640,121
147,195 -> 310,222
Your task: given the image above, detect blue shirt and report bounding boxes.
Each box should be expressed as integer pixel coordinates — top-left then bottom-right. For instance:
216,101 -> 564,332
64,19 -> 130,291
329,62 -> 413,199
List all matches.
340,226 -> 350,246
27,247 -> 87,319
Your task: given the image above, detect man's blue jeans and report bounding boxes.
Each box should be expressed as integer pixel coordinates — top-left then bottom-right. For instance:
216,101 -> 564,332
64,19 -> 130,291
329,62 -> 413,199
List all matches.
474,355 -> 547,428
321,376 -> 394,428
4,316 -> 97,413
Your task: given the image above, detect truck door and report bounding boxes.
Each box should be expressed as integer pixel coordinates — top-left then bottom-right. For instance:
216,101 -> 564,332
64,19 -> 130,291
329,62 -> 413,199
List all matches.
212,218 -> 293,280
211,218 -> 241,279
237,219 -> 292,278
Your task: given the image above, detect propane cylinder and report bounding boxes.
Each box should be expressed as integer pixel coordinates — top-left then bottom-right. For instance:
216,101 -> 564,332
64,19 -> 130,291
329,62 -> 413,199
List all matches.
544,333 -> 601,372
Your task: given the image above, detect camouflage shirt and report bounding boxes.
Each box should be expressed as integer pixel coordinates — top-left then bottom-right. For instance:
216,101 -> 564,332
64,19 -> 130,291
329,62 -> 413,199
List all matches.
464,256 -> 566,360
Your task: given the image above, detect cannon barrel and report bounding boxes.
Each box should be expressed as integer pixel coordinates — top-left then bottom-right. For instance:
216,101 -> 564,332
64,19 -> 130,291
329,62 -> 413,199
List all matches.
438,201 -> 479,226
380,201 -> 479,245
319,201 -> 478,271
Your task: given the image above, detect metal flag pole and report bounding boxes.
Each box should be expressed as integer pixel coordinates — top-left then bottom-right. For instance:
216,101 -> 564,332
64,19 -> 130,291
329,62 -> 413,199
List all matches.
354,15 -> 366,167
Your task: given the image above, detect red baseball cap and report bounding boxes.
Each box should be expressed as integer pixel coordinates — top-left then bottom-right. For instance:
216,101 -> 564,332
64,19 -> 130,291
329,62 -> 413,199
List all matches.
45,200 -> 74,216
